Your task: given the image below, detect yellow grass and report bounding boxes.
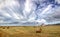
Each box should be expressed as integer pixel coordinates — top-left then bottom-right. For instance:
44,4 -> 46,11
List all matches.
0,25 -> 60,37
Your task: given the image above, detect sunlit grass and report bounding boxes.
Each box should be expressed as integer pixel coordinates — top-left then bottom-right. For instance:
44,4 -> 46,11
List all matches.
0,25 -> 60,37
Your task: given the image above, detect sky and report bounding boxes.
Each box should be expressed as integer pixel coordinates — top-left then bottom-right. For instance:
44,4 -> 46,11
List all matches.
0,0 -> 60,26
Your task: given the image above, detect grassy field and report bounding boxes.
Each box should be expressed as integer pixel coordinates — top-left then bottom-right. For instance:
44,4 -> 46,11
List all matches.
0,25 -> 60,37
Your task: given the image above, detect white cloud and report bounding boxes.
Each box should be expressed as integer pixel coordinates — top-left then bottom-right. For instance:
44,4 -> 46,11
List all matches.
0,0 -> 60,26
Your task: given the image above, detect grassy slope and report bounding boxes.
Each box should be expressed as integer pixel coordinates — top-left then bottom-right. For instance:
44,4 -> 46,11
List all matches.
0,25 -> 60,37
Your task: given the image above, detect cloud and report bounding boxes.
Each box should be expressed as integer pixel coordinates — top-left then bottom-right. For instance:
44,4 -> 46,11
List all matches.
0,0 -> 60,26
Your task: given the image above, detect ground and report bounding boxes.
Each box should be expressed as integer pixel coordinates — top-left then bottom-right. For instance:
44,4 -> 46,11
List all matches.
0,25 -> 60,37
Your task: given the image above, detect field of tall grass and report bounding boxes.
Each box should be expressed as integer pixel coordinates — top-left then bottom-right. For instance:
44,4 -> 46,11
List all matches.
0,25 -> 60,37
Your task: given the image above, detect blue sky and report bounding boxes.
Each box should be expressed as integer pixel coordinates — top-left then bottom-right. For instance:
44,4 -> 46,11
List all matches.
0,0 -> 60,26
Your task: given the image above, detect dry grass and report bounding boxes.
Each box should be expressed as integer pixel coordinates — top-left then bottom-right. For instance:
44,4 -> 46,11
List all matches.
0,25 -> 60,37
